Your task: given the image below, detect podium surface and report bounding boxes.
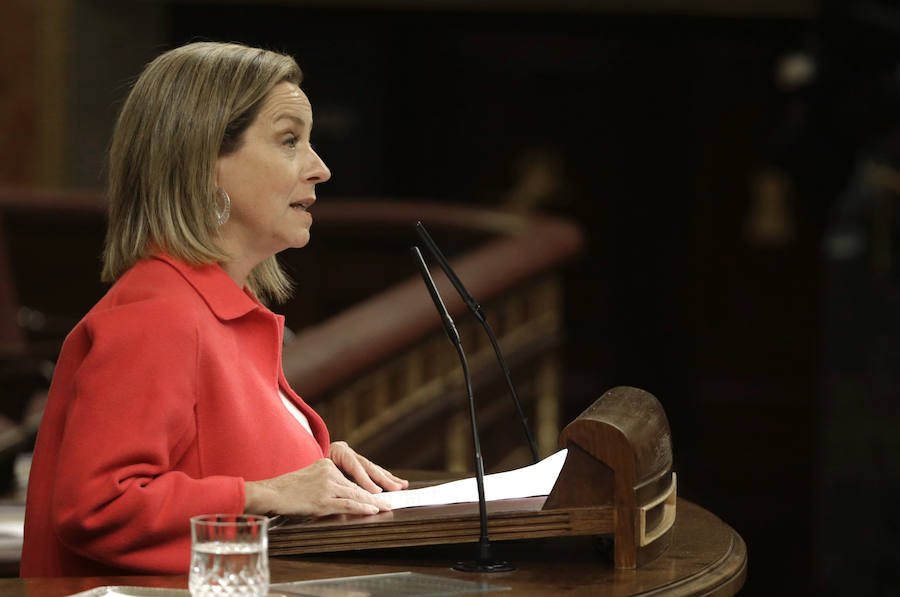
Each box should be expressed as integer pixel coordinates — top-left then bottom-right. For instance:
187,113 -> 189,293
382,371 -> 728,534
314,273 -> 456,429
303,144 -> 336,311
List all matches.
268,387 -> 680,570
2,499 -> 745,596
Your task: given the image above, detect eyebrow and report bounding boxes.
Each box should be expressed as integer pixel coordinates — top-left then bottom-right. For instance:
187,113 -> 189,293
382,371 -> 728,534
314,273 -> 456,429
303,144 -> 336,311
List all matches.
273,114 -> 308,129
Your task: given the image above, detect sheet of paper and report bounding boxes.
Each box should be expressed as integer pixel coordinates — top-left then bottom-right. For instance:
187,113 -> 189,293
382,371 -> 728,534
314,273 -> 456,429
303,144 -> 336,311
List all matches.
381,449 -> 567,510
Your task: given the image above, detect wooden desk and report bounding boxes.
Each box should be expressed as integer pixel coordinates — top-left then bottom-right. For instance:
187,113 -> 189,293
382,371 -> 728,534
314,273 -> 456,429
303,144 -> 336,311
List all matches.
1,500 -> 746,596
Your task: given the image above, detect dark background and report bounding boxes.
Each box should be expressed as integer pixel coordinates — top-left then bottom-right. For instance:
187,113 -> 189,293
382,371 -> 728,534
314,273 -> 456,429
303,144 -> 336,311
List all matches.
4,0 -> 900,594
163,4 -> 899,594
168,5 -> 860,593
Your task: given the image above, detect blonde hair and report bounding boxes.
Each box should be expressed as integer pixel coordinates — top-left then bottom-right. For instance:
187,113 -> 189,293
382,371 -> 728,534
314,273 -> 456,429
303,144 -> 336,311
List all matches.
103,41 -> 303,302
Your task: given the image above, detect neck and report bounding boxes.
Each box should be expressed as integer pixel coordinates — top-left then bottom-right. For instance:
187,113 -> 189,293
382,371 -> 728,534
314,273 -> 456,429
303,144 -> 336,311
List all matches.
217,230 -> 267,290
219,260 -> 254,289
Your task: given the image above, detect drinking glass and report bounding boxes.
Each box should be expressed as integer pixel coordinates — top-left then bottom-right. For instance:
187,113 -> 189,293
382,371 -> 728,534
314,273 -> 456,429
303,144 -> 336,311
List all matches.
189,514 -> 269,597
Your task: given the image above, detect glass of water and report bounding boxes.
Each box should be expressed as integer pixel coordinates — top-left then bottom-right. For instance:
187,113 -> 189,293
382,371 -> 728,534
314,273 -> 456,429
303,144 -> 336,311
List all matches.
189,514 -> 269,597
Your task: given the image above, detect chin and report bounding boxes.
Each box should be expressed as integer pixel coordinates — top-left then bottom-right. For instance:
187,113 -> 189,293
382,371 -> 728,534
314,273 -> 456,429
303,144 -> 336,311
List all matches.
291,233 -> 311,249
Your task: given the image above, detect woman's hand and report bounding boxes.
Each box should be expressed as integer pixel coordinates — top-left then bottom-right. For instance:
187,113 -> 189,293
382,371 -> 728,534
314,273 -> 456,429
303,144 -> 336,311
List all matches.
243,458 -> 393,517
328,441 -> 409,494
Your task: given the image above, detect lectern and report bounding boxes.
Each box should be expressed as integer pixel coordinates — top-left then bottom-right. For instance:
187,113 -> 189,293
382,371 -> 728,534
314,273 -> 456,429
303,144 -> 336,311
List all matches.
269,386 -> 677,569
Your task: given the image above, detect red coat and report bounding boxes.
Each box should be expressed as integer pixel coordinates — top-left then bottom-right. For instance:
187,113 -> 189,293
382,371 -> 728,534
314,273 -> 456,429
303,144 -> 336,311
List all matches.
21,254 -> 330,577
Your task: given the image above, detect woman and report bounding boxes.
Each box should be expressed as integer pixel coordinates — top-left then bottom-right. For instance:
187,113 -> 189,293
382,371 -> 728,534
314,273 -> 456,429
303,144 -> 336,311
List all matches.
21,41 -> 407,577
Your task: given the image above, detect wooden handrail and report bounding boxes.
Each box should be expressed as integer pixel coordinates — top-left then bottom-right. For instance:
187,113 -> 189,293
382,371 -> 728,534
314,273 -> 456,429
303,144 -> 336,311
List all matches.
0,188 -> 585,401
281,200 -> 584,400
0,186 -> 107,212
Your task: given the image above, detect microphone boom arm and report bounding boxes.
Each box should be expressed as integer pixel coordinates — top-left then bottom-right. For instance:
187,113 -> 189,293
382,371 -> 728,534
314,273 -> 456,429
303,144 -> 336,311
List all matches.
415,221 -> 540,464
411,246 -> 513,572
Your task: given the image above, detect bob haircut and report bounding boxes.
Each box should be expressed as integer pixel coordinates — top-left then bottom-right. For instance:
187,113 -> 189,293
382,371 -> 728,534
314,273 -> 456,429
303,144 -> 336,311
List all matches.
103,41 -> 303,303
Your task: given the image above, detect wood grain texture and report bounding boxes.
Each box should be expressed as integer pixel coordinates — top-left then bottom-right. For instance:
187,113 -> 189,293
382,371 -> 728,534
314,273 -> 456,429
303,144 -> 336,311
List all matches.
268,496 -> 615,555
0,1 -> 37,186
4,500 -> 746,596
279,199 -> 584,400
268,388 -> 676,569
548,386 -> 675,568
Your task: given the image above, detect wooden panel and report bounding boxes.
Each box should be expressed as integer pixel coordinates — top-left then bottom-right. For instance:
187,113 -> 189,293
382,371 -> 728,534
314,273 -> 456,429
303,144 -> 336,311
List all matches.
268,389 -> 676,571
268,496 -> 617,555
2,501 -> 746,595
0,0 -> 37,186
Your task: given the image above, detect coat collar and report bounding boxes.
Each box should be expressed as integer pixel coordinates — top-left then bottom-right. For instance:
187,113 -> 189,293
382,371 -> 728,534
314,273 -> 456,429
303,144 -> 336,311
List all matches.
152,254 -> 263,321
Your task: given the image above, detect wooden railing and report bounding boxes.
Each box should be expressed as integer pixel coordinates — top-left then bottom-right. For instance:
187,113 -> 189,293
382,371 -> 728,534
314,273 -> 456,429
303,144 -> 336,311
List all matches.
279,201 -> 584,471
0,188 -> 584,473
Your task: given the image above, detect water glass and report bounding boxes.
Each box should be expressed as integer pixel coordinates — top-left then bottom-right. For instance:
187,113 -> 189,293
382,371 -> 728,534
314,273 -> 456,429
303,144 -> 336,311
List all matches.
189,514 -> 269,597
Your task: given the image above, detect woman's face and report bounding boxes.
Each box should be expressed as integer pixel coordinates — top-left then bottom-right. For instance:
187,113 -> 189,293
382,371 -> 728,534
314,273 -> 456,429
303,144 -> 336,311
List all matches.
215,81 -> 331,265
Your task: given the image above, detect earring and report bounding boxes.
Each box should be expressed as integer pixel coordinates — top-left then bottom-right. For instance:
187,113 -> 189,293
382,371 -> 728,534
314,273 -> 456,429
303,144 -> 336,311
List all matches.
215,187 -> 231,227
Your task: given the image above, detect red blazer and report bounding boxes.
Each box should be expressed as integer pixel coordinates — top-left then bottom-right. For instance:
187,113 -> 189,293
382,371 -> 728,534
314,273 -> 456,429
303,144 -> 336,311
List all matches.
21,254 -> 330,577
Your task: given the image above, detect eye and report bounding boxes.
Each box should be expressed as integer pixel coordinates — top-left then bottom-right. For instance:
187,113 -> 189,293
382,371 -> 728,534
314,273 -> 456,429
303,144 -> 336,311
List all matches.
284,135 -> 299,149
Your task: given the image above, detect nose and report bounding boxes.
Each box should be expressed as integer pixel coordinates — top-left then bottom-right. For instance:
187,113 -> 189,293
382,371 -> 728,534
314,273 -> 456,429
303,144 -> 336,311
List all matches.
305,148 -> 331,184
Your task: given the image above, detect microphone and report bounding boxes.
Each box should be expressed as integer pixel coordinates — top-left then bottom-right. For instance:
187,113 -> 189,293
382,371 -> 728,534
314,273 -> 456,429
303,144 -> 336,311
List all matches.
411,246 -> 513,573
415,221 -> 540,464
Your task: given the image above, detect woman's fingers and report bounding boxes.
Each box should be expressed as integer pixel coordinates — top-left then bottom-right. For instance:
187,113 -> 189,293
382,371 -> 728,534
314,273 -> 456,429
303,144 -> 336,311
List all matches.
326,468 -> 391,511
317,461 -> 391,512
362,462 -> 408,492
333,446 -> 382,493
243,458 -> 391,518
328,441 -> 409,493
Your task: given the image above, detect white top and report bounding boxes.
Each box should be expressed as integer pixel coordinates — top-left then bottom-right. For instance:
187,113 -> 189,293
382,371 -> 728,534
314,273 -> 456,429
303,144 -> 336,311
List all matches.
279,388 -> 313,436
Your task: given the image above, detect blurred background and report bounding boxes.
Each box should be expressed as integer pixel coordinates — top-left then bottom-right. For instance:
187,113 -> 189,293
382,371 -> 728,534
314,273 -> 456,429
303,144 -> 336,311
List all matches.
2,0 -> 900,594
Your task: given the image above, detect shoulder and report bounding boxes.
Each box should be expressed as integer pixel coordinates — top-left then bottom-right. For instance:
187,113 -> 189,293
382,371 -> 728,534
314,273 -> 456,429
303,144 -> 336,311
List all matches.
106,257 -> 203,307
80,258 -> 208,343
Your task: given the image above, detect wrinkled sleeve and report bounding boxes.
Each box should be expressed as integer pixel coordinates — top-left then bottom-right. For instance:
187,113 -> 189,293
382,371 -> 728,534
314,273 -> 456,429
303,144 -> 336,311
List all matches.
51,299 -> 244,574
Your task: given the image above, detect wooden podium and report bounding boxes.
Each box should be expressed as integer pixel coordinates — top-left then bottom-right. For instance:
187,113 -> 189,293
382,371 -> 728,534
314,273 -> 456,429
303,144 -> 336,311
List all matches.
270,386 -> 677,569
2,501 -> 746,596
2,387 -> 745,596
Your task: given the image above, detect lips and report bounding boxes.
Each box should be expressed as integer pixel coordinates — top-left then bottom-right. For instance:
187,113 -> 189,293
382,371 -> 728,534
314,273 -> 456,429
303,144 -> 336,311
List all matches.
290,197 -> 315,210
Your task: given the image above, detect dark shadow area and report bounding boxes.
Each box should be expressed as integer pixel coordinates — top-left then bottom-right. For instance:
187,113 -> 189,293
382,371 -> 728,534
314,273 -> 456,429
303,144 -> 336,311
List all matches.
169,8 -> 816,593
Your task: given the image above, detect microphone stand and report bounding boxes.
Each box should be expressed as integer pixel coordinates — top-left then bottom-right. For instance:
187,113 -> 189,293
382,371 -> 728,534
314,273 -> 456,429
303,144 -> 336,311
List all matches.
416,221 -> 540,464
411,247 -> 514,573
